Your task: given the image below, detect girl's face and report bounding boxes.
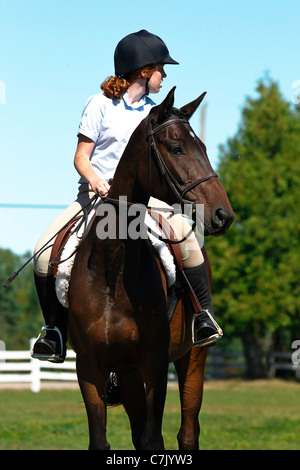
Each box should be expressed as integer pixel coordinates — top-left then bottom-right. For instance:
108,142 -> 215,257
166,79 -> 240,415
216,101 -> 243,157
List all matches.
147,64 -> 167,94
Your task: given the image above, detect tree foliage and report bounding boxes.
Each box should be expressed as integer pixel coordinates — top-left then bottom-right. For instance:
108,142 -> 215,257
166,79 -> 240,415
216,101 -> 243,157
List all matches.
206,77 -> 300,377
0,249 -> 41,349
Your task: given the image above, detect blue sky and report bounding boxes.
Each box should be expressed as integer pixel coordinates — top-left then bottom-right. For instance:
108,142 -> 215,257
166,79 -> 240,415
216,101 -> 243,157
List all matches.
1,0 -> 299,255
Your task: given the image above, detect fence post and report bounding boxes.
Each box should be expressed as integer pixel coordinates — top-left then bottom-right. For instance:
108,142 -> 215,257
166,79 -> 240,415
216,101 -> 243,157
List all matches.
0,340 -> 5,362
30,338 -> 41,393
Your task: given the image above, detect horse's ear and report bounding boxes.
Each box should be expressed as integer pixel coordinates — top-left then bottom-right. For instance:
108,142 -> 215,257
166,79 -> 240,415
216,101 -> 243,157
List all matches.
155,86 -> 176,124
180,92 -> 207,120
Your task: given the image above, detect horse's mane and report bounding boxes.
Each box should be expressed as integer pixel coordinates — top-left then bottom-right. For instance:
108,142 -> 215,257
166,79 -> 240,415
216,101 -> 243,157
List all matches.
149,105 -> 189,121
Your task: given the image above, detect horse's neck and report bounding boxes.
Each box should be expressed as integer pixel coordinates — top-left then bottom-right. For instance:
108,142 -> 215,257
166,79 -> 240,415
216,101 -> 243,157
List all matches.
108,123 -> 149,206
88,211 -> 145,298
89,122 -> 149,283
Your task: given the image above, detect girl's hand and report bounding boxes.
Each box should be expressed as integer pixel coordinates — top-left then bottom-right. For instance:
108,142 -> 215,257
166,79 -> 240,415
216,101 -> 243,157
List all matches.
89,176 -> 111,196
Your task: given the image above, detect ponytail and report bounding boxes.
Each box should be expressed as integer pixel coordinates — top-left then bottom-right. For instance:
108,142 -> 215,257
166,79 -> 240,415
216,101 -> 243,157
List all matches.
100,64 -> 156,100
100,76 -> 129,100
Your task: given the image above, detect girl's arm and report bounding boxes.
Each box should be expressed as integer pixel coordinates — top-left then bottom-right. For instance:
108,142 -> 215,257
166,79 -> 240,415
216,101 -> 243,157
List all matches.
74,134 -> 111,196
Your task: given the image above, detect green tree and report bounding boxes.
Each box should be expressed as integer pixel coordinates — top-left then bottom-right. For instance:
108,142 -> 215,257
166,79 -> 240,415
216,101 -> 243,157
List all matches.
206,77 -> 300,378
0,249 -> 41,349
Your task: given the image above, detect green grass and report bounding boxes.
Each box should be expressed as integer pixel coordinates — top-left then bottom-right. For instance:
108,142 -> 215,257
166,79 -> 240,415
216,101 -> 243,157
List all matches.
0,379 -> 299,450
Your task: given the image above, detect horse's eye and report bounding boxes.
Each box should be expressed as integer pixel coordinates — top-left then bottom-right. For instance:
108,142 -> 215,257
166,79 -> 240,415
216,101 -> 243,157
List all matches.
169,145 -> 184,155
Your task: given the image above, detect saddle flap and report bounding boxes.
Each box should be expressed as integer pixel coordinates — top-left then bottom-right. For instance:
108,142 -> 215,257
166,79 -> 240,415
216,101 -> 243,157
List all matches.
50,216 -> 82,278
147,210 -> 183,270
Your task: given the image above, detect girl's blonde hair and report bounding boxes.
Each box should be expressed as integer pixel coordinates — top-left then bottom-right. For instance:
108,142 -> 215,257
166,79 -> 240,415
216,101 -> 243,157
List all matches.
100,65 -> 155,100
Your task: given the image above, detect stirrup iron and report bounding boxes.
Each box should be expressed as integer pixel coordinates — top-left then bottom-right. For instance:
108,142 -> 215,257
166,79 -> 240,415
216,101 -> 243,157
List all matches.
192,309 -> 223,348
31,326 -> 64,363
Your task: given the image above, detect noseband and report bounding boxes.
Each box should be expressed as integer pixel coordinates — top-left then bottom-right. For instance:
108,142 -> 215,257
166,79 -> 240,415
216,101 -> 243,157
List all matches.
147,116 -> 218,207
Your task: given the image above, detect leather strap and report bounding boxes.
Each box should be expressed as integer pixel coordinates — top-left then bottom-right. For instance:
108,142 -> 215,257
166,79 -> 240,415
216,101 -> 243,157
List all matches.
148,210 -> 202,314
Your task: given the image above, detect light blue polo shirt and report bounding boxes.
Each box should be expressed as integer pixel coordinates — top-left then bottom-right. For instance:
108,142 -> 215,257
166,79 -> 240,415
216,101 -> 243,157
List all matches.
77,92 -> 155,182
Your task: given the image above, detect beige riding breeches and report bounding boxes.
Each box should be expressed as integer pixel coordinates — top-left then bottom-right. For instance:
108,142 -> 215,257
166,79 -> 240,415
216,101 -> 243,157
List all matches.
148,197 -> 204,268
34,187 -> 204,276
34,184 -> 95,276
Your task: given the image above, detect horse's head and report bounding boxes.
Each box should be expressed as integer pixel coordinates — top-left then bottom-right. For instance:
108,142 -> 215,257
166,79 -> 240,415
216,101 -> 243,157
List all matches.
142,87 -> 235,236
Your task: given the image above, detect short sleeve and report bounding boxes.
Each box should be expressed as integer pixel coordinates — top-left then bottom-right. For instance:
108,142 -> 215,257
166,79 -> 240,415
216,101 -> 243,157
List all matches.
77,94 -> 104,142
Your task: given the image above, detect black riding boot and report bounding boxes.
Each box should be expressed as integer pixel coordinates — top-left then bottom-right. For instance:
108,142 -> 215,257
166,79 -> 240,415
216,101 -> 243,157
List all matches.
183,263 -> 223,347
31,273 -> 67,362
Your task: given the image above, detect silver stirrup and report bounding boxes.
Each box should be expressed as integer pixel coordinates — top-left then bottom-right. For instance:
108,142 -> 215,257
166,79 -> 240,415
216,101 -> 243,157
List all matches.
192,309 -> 223,347
31,326 -> 64,363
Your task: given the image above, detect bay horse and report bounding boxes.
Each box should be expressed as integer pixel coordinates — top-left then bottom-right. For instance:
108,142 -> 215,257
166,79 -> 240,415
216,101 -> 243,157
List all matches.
68,87 -> 234,450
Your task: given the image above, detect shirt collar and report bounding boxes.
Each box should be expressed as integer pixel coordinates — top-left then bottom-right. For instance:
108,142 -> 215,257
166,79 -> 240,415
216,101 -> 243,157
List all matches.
122,92 -> 147,109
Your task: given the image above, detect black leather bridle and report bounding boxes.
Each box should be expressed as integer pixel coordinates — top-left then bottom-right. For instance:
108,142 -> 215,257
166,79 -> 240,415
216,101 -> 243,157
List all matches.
147,116 -> 219,208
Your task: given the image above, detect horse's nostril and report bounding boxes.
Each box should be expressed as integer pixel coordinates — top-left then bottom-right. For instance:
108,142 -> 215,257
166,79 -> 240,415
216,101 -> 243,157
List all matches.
212,208 -> 228,227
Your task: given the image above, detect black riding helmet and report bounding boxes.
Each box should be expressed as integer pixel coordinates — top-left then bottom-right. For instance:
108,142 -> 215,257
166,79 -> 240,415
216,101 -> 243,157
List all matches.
114,29 -> 179,77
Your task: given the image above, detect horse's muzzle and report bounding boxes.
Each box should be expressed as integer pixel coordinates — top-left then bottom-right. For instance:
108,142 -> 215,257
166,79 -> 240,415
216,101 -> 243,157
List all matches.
208,206 -> 235,235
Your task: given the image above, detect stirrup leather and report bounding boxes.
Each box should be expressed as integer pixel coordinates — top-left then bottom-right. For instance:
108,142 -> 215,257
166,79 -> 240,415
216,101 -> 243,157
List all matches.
192,309 -> 223,348
31,326 -> 64,363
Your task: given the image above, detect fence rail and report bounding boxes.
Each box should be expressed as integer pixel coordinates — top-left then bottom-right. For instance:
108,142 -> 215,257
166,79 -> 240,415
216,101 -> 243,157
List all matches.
269,351 -> 300,379
205,348 -> 246,379
0,339 -> 178,393
1,340 -> 299,392
0,339 -> 77,392
0,341 -> 248,392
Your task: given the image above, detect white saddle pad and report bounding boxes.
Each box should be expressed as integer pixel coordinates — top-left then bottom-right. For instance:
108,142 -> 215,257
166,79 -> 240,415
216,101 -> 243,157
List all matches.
55,213 -> 176,308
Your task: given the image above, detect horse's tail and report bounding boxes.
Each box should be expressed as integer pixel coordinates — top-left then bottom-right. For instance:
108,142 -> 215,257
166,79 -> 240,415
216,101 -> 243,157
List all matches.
106,372 -> 122,407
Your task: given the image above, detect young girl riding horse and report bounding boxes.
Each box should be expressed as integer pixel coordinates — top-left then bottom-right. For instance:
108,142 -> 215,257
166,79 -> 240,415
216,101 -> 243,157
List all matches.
32,30 -> 222,363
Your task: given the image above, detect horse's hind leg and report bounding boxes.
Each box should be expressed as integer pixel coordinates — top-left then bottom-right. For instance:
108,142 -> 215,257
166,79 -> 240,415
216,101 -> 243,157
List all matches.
174,346 -> 208,450
76,354 -> 110,450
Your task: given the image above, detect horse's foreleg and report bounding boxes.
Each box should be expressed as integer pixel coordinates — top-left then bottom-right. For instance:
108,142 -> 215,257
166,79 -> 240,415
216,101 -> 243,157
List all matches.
76,354 -> 110,450
140,347 -> 169,450
117,370 -> 146,450
174,346 -> 208,450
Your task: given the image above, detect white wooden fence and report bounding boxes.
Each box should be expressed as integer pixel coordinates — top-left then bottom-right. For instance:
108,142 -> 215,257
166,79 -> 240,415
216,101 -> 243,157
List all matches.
0,339 -> 77,393
1,340 -> 299,392
0,340 -> 178,393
